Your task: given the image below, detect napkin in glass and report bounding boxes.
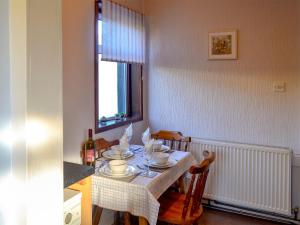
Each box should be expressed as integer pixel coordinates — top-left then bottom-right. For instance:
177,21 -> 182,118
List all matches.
144,138 -> 154,154
125,123 -> 133,142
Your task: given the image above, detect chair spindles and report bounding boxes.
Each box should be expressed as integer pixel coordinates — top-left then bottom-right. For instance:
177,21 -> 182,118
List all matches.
151,130 -> 191,152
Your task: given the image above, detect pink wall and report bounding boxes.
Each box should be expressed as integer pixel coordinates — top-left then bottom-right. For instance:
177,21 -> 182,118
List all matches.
62,0 -> 147,163
146,0 -> 300,155
145,0 -> 300,212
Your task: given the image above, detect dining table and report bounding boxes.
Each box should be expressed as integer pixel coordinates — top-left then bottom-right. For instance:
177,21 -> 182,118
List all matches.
92,145 -> 196,225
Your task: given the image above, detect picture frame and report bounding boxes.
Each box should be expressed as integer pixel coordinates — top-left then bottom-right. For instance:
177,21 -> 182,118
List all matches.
208,30 -> 238,60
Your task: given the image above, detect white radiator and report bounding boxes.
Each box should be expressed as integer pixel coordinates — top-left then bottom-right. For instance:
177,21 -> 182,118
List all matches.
190,138 -> 292,216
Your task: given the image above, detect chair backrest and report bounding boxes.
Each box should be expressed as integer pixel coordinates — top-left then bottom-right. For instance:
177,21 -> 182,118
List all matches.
182,151 -> 215,219
151,130 -> 191,151
94,138 -> 119,159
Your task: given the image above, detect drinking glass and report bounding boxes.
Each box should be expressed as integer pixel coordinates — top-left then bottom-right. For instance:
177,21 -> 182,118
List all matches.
141,146 -> 156,177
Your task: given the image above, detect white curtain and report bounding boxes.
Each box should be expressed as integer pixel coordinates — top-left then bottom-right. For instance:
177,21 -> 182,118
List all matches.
102,0 -> 145,64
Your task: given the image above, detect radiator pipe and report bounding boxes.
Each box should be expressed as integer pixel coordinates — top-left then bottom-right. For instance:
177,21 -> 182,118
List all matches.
202,203 -> 294,224
202,198 -> 300,224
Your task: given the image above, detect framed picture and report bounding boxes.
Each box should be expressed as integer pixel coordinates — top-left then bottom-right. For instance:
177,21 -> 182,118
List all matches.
208,30 -> 238,60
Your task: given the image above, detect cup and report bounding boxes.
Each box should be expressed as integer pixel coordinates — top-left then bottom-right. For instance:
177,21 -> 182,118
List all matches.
152,140 -> 163,151
111,145 -> 122,156
109,160 -> 128,174
152,152 -> 169,165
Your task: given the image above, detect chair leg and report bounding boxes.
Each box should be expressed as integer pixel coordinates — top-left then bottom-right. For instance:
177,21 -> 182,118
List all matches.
92,205 -> 103,225
192,217 -> 201,225
124,212 -> 131,225
178,175 -> 185,194
113,211 -> 120,225
138,217 -> 148,225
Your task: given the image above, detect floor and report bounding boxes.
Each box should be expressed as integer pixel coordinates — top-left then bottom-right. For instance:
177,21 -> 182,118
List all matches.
195,208 -> 283,225
100,208 -> 284,225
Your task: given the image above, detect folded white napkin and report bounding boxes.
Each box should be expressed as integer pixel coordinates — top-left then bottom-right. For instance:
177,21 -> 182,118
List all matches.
119,124 -> 133,150
141,127 -> 151,145
125,123 -> 133,142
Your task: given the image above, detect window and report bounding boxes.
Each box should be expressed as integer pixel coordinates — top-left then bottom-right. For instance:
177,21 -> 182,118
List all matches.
97,57 -> 127,119
95,3 -> 143,133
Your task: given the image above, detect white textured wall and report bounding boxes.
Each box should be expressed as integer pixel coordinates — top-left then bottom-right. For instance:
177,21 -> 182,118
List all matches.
62,0 -> 147,164
0,0 -> 63,224
26,0 -> 64,224
146,0 -> 300,213
146,0 -> 300,154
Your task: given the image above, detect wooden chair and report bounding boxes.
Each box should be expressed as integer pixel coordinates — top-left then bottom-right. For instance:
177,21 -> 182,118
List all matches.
157,151 -> 215,225
92,138 -> 119,225
152,130 -> 192,193
81,137 -> 119,165
151,130 -> 191,152
94,138 -> 119,160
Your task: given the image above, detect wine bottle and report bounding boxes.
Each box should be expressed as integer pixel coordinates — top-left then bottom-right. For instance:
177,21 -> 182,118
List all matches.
84,129 -> 95,166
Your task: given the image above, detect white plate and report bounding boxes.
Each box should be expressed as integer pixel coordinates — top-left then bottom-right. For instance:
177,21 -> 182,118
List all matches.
145,159 -> 176,168
102,150 -> 134,160
99,165 -> 137,178
153,145 -> 170,152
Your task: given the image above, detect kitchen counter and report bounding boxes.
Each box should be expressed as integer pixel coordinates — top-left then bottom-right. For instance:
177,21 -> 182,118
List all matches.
64,161 -> 94,188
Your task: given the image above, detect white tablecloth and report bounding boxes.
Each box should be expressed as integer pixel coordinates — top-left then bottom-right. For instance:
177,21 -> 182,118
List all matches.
92,146 -> 196,225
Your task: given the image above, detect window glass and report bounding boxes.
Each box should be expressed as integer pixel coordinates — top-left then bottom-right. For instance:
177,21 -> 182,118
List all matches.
98,54 -> 127,119
95,4 -> 143,133
98,20 -> 102,46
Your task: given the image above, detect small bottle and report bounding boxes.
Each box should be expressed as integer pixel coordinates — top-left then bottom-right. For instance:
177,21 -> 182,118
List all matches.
84,129 -> 95,166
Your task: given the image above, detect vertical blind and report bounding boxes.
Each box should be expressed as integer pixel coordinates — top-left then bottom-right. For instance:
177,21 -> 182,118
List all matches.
102,0 -> 145,64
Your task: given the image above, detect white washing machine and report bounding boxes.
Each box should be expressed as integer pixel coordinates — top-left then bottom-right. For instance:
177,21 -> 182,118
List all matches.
64,188 -> 82,225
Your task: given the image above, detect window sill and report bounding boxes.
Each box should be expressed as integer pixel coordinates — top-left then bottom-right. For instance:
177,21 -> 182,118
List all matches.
95,115 -> 143,133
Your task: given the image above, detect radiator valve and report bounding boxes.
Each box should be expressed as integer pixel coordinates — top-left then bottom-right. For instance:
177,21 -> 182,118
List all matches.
292,207 -> 299,220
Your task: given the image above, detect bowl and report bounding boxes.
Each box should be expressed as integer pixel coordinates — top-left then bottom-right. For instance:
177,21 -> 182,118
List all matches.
109,160 -> 128,174
152,140 -> 163,151
152,152 -> 169,165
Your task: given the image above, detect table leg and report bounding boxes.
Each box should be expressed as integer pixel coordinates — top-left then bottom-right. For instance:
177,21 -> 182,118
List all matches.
124,212 -> 131,225
68,176 -> 92,225
113,212 -> 120,225
139,217 -> 148,225
92,206 -> 103,225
